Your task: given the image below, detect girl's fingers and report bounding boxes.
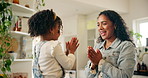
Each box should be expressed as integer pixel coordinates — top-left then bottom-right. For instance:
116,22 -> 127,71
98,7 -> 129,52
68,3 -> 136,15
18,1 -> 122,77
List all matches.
76,43 -> 79,48
73,38 -> 78,43
70,37 -> 76,45
66,42 -> 69,45
75,39 -> 78,44
70,37 -> 74,44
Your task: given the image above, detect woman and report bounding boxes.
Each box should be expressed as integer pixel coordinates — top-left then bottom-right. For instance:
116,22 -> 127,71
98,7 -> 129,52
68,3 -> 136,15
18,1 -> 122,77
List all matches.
28,9 -> 79,78
85,10 -> 136,78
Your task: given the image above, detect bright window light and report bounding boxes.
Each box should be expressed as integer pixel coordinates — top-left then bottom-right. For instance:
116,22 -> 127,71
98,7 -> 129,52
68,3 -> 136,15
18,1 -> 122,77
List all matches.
139,22 -> 148,46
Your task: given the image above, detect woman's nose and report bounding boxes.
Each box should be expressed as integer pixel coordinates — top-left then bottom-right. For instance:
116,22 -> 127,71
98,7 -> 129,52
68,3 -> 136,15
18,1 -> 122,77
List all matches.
98,24 -> 103,30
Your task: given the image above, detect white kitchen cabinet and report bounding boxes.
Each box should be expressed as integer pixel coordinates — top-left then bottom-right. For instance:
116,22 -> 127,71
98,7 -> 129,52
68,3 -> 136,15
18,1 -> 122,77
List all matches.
10,3 -> 35,78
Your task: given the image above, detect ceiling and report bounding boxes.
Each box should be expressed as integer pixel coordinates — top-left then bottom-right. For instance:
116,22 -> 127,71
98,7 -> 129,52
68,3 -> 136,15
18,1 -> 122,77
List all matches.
40,0 -> 105,18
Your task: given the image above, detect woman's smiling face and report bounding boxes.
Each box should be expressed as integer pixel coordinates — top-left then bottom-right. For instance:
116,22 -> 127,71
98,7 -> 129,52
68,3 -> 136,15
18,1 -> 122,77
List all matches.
97,14 -> 116,40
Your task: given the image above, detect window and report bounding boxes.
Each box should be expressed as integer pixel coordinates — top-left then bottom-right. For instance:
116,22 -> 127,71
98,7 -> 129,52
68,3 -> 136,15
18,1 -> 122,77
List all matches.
133,17 -> 148,46
139,22 -> 148,46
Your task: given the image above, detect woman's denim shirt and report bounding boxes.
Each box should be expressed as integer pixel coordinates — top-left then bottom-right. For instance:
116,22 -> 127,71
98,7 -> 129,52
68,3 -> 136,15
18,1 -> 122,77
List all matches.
85,38 -> 136,78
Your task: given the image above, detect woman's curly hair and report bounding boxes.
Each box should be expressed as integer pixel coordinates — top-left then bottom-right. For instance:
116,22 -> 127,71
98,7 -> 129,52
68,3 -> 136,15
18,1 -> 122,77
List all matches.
28,9 -> 62,37
97,10 -> 132,43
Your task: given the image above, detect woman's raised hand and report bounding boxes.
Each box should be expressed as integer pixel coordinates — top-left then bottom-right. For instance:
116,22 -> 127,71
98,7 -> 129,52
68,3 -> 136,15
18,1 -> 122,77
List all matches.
87,46 -> 102,66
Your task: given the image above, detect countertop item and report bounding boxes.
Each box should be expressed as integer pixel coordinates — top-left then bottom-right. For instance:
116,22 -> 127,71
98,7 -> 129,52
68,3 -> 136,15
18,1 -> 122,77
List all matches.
134,71 -> 148,76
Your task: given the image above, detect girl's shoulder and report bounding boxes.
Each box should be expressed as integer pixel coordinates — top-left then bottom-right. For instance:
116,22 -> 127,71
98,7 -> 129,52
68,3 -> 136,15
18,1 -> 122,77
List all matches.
45,40 -> 61,48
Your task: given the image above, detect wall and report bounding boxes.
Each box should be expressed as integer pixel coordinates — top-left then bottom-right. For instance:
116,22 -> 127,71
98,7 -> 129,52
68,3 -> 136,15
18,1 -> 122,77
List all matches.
122,0 -> 148,30
59,15 -> 78,50
73,0 -> 148,31
73,0 -> 129,13
62,15 -> 88,70
62,15 -> 78,36
76,15 -> 88,78
86,12 -> 99,38
61,14 -> 88,78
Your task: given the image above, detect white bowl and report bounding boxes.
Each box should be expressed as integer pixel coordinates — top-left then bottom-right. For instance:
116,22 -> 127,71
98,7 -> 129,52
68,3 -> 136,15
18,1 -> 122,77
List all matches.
9,53 -> 17,59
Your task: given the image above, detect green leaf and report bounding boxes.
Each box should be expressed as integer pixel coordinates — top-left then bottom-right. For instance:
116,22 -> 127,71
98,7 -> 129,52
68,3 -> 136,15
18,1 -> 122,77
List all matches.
6,66 -> 11,72
7,9 -> 13,20
0,0 -> 13,76
2,16 -> 5,22
3,74 -> 7,78
8,16 -> 12,21
0,53 -> 5,56
4,21 -> 11,27
5,59 -> 11,66
0,4 -> 3,11
36,6 -> 39,9
42,3 -> 45,6
3,3 -> 11,9
0,52 -> 3,58
1,67 -> 6,73
0,48 -> 4,53
0,76 -> 3,78
42,0 -> 44,3
6,42 -> 10,46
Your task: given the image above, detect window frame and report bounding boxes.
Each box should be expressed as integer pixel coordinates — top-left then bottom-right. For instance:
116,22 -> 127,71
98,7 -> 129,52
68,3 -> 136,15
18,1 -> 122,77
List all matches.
133,17 -> 148,47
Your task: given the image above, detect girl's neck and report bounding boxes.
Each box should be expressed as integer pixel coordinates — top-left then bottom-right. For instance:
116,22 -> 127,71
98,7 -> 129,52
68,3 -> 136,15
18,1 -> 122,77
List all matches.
40,34 -> 53,41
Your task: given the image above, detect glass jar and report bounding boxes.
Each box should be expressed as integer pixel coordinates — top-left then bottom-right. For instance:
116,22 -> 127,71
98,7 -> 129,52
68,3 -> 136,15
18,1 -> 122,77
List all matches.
13,0 -> 19,4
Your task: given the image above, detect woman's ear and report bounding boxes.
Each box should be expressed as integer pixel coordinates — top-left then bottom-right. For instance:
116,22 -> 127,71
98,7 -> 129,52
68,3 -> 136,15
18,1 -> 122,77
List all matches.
114,24 -> 116,30
114,26 -> 116,30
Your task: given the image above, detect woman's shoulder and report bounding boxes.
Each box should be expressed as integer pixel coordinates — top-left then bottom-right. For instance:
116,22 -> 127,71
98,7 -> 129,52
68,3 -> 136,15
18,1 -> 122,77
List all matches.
120,40 -> 135,47
41,40 -> 62,56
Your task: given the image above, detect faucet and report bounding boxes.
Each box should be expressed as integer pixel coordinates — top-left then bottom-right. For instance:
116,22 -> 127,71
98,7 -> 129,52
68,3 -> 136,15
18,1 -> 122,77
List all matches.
139,52 -> 148,61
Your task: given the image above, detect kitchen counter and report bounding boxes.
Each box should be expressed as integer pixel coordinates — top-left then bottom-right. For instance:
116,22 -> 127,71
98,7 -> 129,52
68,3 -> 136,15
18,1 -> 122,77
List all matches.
133,71 -> 148,78
133,75 -> 148,78
134,71 -> 148,76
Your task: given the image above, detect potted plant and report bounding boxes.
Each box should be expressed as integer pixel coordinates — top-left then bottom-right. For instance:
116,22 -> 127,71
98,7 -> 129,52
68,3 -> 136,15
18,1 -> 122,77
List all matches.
35,0 -> 45,11
0,0 -> 13,77
130,30 -> 142,47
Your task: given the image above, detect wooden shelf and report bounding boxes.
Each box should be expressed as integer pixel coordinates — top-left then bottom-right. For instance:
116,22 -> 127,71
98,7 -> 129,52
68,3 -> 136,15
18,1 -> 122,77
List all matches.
11,31 -> 29,36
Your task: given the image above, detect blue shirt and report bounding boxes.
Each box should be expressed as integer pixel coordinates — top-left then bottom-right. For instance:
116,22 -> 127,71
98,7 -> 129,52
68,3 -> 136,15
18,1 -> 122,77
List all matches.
85,38 -> 136,78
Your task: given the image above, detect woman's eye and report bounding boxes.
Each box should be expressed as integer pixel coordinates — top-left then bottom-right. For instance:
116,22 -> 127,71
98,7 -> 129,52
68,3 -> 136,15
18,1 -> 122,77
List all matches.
103,23 -> 107,25
97,24 -> 100,26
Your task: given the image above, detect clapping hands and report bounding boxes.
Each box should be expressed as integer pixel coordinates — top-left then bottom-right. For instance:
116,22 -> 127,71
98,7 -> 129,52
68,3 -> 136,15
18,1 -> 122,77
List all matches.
87,46 -> 102,66
65,37 -> 79,55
